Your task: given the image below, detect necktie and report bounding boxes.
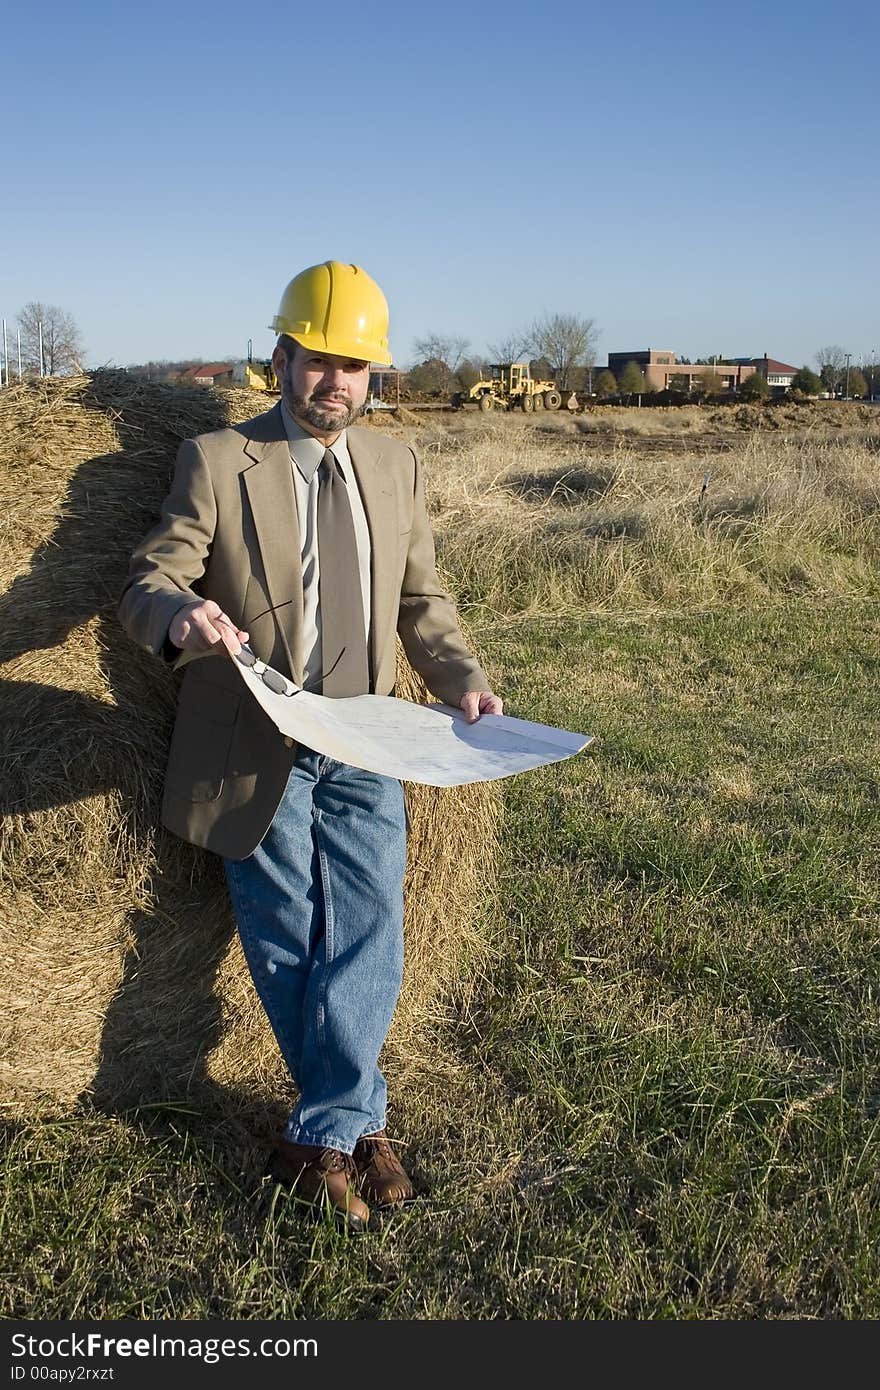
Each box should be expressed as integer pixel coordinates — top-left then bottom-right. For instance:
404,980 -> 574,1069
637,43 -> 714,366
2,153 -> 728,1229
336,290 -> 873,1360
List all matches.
316,448 -> 370,696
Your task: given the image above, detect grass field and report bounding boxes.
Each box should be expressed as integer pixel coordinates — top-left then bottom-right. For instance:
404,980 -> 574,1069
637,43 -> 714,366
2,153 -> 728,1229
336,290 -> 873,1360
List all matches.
2,403 -> 878,1319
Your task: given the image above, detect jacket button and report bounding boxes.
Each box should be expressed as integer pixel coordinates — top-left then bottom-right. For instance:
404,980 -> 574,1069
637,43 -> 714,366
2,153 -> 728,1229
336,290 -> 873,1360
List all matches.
283,736 -> 294,748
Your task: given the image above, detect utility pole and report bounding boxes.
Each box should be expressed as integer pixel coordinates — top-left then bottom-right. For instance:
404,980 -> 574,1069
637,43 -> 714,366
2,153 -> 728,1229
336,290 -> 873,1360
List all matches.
844,352 -> 851,400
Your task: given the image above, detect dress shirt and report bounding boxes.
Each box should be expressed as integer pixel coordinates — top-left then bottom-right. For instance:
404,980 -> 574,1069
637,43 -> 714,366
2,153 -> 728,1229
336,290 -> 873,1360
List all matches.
280,400 -> 372,689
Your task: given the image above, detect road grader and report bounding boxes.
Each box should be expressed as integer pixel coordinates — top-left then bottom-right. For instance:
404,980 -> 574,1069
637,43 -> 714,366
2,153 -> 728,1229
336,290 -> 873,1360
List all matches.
233,340 -> 279,392
451,363 -> 563,413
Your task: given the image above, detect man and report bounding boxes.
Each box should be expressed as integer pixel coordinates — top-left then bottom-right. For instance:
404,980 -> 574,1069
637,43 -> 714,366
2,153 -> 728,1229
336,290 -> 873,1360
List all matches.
119,261 -> 502,1232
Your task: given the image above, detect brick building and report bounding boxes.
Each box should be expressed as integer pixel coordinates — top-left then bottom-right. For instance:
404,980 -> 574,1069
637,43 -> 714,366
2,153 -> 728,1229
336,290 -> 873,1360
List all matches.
605,349 -> 800,395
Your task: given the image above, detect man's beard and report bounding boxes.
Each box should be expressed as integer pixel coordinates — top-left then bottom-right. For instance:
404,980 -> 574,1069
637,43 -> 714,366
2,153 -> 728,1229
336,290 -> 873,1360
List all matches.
284,380 -> 365,433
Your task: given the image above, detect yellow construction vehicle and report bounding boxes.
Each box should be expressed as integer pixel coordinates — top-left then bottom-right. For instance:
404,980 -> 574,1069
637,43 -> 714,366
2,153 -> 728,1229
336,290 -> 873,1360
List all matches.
234,339 -> 278,391
452,363 -> 562,413
245,360 -> 277,391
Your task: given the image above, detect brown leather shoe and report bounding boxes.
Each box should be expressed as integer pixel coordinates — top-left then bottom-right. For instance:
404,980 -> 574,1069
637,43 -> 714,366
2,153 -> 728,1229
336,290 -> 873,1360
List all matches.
353,1130 -> 414,1206
266,1139 -> 370,1232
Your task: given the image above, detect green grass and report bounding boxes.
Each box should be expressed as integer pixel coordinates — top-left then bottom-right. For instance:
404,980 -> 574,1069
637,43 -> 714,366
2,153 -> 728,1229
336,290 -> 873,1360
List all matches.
3,598 -> 878,1319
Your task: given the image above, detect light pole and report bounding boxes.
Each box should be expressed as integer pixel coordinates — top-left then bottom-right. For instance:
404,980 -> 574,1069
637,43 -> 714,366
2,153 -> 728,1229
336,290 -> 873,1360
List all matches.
844,352 -> 851,400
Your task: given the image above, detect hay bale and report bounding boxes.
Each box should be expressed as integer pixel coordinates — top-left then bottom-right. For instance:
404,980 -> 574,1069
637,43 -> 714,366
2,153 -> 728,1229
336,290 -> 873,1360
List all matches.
0,374 -> 500,1114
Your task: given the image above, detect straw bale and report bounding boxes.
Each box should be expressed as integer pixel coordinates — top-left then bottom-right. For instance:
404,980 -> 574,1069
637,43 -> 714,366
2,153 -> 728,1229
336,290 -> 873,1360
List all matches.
0,374 -> 499,1114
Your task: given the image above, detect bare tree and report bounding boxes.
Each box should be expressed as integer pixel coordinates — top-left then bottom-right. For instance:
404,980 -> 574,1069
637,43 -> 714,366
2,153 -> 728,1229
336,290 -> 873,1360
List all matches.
17,302 -> 85,376
528,312 -> 599,391
486,333 -> 531,365
412,333 -> 470,375
814,344 -> 847,397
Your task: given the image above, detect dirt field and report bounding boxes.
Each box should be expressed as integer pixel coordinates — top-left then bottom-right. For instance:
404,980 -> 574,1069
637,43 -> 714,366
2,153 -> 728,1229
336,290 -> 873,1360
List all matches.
404,397 -> 880,448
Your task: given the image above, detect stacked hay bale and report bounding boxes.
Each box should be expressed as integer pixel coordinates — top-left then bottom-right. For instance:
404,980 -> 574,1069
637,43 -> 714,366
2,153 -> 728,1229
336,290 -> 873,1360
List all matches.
0,374 -> 500,1115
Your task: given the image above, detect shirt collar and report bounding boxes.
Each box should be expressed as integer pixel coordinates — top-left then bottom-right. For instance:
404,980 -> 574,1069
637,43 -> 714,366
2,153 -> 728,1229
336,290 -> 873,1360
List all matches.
280,399 -> 351,483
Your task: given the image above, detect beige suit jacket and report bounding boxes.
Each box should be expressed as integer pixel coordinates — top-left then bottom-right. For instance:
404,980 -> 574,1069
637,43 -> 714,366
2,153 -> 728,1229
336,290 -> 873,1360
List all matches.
118,403 -> 490,859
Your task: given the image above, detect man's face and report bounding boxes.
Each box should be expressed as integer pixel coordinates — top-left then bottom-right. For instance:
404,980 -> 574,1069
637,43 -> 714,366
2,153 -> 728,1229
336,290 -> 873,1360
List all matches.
275,341 -> 371,436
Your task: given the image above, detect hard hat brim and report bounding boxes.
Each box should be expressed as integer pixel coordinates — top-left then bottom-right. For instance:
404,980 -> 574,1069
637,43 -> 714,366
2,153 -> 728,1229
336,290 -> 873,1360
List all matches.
270,321 -> 392,367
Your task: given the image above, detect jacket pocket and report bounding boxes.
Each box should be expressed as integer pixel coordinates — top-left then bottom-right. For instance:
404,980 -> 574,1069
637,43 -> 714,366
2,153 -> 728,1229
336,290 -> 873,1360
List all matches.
165,672 -> 240,803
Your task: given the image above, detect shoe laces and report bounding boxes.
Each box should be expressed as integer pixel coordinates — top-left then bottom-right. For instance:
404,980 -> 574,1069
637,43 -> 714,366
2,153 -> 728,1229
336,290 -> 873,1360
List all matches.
359,1134 -> 401,1162
318,1147 -> 355,1174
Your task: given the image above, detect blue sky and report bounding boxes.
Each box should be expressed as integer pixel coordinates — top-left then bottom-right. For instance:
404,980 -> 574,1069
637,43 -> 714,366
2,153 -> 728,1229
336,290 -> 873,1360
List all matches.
2,0 -> 877,372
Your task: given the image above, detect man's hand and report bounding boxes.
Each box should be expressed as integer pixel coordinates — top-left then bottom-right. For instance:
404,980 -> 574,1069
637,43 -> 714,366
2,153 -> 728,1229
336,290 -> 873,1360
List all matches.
459,690 -> 503,724
168,599 -> 249,656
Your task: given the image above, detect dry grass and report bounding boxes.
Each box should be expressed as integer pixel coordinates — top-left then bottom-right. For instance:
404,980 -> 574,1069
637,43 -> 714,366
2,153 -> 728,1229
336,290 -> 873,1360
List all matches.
409,411 -> 880,617
451,396 -> 877,438
0,373 -> 499,1114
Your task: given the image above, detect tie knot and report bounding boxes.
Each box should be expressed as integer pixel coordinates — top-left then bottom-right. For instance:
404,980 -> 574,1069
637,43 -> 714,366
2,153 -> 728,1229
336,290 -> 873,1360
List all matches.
321,448 -> 340,480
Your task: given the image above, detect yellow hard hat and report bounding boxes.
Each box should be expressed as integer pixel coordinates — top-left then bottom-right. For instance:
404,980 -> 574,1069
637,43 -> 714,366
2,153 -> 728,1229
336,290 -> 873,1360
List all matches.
270,261 -> 392,366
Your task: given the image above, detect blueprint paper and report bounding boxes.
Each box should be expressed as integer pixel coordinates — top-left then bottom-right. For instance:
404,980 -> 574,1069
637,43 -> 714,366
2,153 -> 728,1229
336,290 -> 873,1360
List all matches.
231,660 -> 593,786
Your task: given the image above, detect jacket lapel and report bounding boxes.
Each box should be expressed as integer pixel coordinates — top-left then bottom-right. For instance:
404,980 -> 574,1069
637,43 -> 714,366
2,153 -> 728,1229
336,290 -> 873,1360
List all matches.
242,409 -> 304,682
239,412 -> 398,690
347,429 -> 397,685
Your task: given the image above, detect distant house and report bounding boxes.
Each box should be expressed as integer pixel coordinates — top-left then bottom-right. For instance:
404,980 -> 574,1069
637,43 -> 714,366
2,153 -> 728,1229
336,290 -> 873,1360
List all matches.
179,363 -> 234,387
748,355 -> 800,393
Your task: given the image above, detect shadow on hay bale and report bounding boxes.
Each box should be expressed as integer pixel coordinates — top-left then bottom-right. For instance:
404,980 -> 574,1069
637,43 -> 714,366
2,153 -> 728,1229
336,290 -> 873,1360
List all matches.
0,374 -> 500,1120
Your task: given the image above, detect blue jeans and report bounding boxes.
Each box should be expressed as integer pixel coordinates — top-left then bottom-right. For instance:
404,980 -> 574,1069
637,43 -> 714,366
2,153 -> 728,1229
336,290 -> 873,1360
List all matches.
224,748 -> 407,1154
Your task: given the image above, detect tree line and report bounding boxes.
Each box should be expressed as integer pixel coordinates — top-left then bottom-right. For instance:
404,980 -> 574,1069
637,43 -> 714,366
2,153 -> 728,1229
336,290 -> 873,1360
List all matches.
407,330 -> 877,403
408,313 -> 599,398
3,302 -> 876,403
812,346 -> 871,399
